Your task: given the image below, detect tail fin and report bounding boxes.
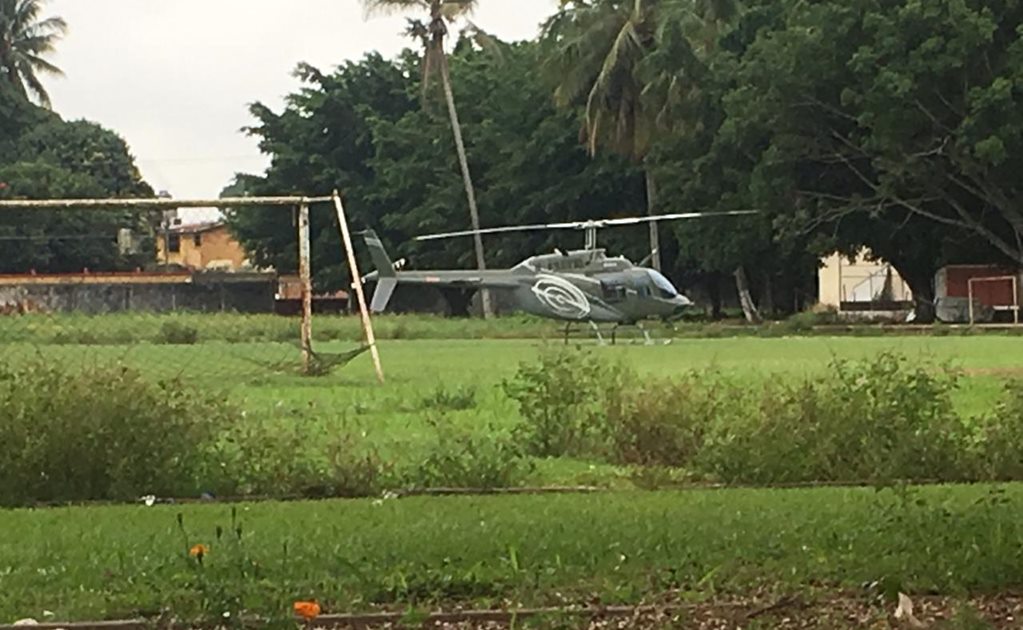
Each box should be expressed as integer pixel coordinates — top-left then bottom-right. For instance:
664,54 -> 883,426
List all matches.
361,230 -> 398,313
363,230 -> 395,279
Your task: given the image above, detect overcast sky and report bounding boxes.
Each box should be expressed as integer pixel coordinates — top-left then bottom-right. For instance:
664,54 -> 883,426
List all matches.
44,0 -> 557,212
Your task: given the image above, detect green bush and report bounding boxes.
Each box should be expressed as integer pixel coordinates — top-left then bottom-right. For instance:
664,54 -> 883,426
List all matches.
406,421 -> 530,489
159,320 -> 200,345
420,384 -> 478,412
219,423 -> 386,498
503,347 -> 630,457
700,353 -> 967,484
0,362 -> 237,506
504,350 -> 990,485
604,373 -> 734,467
971,381 -> 1023,480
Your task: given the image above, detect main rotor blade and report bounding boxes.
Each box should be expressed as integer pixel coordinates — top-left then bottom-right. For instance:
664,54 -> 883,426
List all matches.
599,210 -> 760,226
414,221 -> 581,241
413,210 -> 760,241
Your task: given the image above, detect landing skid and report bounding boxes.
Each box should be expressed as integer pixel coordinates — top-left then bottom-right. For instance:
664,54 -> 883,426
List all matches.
562,322 -> 671,346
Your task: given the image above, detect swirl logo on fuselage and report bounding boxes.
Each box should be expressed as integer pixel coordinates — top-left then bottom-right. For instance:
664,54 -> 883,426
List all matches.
531,274 -> 591,320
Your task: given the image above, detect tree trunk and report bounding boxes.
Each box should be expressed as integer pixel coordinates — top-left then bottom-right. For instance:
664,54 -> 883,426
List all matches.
707,273 -> 723,319
901,270 -> 936,324
644,168 -> 661,271
734,266 -> 762,324
438,51 -> 492,318
761,272 -> 775,318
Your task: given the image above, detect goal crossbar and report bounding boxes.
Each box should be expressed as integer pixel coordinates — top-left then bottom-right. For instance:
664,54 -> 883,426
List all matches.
0,196 -> 334,210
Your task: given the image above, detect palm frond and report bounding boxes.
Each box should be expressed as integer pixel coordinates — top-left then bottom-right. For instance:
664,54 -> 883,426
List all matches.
360,0 -> 428,18
22,52 -> 62,75
1,0 -> 64,108
17,58 -> 49,107
461,20 -> 506,60
439,0 -> 476,22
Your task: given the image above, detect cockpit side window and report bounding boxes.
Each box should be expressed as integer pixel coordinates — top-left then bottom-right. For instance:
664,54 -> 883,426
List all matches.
647,269 -> 679,298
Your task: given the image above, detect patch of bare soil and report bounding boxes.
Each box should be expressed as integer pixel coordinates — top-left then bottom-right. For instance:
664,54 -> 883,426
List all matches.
311,593 -> 1023,629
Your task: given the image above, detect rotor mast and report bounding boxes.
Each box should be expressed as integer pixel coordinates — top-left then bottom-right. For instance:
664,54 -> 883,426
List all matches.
583,223 -> 599,250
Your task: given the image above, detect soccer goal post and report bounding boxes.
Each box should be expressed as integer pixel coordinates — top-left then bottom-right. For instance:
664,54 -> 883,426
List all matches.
968,275 -> 1020,325
0,193 -> 382,378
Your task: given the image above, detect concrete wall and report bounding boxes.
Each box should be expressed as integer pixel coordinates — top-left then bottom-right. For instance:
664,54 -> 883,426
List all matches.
0,278 -> 276,314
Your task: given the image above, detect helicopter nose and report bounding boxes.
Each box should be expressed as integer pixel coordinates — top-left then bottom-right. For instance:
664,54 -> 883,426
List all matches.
672,294 -> 692,308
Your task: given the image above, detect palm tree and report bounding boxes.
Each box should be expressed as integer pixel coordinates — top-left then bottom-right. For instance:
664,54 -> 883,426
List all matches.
541,0 -> 733,270
0,0 -> 66,109
362,0 -> 494,317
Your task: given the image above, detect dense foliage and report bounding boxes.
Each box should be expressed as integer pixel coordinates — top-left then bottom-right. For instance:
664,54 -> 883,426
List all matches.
0,91 -> 156,273
506,347 -> 1023,485
235,0 -> 1023,319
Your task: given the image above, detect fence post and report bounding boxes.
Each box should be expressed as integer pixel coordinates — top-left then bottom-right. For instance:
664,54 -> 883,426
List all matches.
298,203 -> 313,374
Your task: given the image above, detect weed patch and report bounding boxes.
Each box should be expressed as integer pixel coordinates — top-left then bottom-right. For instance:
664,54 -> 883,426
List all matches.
0,361 -> 237,505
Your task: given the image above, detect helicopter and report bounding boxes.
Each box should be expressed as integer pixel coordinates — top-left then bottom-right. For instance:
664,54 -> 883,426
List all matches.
360,211 -> 756,344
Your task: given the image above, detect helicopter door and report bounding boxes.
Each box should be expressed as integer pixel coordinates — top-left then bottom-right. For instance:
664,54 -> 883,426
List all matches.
601,281 -> 627,302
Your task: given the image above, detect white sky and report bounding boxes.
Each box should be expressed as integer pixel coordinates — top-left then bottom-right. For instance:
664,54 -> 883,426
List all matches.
44,0 -> 557,216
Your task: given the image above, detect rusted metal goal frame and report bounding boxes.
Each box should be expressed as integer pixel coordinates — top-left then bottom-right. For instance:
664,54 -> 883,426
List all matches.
0,195 -> 384,381
968,275 -> 1020,326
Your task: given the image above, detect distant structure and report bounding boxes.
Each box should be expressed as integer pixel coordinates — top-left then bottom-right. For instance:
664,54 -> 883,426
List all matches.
817,250 -> 912,316
156,219 -> 250,271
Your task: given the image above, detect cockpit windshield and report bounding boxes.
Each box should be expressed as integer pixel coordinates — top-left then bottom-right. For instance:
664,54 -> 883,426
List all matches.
647,269 -> 679,299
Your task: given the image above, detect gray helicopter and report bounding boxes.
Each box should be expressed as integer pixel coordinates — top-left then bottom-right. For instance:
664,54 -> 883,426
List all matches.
360,211 -> 755,343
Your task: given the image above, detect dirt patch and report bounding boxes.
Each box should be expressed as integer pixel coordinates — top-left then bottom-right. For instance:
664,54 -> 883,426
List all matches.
306,593 -> 1023,629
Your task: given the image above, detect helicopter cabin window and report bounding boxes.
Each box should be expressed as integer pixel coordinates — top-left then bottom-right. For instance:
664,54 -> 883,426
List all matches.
601,282 -> 627,301
647,270 -> 679,299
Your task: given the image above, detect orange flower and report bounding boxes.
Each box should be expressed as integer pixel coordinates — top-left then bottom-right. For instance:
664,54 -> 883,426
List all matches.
293,601 -> 321,620
189,544 -> 209,558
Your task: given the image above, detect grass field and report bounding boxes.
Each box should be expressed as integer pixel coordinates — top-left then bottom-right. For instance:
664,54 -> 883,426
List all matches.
4,317 -> 1023,625
5,331 -> 1023,485
2,484 -> 1023,623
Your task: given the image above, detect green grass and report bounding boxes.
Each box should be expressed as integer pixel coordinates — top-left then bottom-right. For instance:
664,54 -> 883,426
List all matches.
4,321 -> 1023,623
4,335 -> 1021,485
1,484 -> 1022,623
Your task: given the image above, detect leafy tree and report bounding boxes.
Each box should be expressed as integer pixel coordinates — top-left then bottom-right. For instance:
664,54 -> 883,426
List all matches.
0,79 -> 50,154
0,161 -> 154,273
715,0 -> 1023,318
230,53 -> 418,290
0,0 -> 66,108
362,0 -> 496,316
14,119 -> 153,196
232,44 -> 643,302
0,115 -> 156,273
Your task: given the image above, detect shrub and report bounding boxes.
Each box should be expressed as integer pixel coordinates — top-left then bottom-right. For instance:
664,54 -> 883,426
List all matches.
420,384 -> 478,412
503,347 -> 630,457
971,381 -> 1023,480
699,353 -> 968,484
603,373 -> 737,467
405,421 -> 530,489
218,422 -> 386,498
159,320 -> 200,345
0,362 -> 237,506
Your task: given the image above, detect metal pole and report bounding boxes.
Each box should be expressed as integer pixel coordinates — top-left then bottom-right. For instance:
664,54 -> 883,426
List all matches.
297,203 -> 313,375
968,278 -> 975,326
1015,274 -> 1020,325
332,190 -> 385,384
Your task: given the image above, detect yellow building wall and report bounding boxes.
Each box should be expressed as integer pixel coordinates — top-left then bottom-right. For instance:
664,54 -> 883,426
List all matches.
156,226 -> 248,271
